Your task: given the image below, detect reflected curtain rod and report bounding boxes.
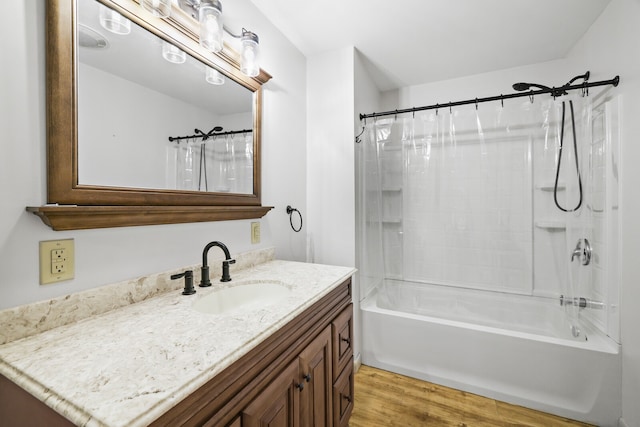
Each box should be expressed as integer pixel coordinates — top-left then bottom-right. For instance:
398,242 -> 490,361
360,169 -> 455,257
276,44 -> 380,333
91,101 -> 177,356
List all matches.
168,128 -> 253,142
359,76 -> 620,121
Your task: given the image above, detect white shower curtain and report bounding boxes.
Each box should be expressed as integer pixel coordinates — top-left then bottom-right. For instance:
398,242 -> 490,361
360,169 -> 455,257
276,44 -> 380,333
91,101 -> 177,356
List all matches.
358,92 -> 594,334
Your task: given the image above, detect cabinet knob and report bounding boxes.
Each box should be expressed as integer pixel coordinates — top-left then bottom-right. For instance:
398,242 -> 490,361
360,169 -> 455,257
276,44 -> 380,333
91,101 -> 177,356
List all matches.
303,373 -> 311,382
341,337 -> 351,345
296,382 -> 304,391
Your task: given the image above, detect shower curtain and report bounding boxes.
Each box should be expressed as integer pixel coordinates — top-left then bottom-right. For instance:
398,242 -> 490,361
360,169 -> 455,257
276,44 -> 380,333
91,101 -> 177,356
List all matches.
357,92 -> 594,335
171,132 -> 254,194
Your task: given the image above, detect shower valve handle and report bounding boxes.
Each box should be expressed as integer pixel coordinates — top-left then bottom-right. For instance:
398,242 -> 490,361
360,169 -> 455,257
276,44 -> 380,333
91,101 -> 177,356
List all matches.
571,238 -> 591,266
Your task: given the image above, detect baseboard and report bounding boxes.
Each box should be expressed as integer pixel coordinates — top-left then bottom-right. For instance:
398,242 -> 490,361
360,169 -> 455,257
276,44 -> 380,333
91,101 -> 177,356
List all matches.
354,352 -> 362,373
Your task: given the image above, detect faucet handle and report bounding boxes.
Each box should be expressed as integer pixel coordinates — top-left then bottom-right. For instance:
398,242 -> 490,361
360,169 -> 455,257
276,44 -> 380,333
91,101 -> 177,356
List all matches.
221,258 -> 236,282
171,270 -> 195,295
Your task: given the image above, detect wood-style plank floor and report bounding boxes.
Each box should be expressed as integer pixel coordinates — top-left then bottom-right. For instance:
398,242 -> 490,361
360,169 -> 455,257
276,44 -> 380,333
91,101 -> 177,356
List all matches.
349,365 -> 593,427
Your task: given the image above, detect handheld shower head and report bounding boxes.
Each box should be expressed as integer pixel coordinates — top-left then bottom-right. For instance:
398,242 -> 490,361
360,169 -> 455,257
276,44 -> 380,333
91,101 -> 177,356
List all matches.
512,82 -> 552,92
512,82 -> 531,91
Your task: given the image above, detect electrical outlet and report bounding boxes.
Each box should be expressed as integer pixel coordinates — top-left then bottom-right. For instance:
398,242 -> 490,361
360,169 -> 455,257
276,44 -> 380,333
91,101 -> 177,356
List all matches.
40,239 -> 75,285
251,222 -> 260,244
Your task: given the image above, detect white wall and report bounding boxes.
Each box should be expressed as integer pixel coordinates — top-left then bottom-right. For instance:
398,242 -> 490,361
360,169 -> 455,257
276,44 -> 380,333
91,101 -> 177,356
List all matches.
78,63 -> 223,189
0,0 -> 307,310
568,1 -> 640,425
306,47 -> 356,268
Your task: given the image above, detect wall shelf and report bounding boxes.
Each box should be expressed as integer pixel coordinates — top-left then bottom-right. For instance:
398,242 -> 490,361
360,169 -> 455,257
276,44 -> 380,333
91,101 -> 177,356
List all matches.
536,183 -> 566,191
26,205 -> 273,231
534,220 -> 566,230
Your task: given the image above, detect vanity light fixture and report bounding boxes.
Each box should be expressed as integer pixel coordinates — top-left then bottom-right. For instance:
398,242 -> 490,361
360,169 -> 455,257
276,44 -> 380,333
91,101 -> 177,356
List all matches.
98,4 -> 131,35
199,0 -> 224,53
205,66 -> 225,85
177,0 -> 261,78
140,0 -> 172,18
162,40 -> 186,64
240,30 -> 260,77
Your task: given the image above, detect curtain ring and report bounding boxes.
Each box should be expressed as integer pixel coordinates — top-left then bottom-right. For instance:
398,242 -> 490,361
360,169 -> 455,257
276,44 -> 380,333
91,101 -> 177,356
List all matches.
475,98 -> 478,110
582,81 -> 589,97
449,103 -> 452,114
286,205 -> 303,232
435,104 -> 439,116
500,96 -> 504,108
529,91 -> 534,104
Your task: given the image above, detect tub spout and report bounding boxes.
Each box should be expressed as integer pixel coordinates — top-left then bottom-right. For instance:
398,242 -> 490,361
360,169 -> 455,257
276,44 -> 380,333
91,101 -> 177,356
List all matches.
560,295 -> 604,310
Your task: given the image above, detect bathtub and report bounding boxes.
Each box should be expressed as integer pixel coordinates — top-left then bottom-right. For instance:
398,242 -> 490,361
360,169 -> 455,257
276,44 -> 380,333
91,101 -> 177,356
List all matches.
360,280 -> 621,426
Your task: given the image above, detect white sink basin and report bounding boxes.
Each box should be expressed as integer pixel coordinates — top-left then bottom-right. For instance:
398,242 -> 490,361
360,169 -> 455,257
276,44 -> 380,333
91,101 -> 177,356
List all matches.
192,280 -> 292,315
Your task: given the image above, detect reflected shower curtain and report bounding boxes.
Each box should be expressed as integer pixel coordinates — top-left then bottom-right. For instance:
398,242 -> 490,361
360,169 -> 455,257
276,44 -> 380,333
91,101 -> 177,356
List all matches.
171,133 -> 253,193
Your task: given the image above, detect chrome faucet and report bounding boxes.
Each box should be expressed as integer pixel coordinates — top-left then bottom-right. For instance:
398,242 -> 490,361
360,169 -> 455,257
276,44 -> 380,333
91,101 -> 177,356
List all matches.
199,241 -> 236,287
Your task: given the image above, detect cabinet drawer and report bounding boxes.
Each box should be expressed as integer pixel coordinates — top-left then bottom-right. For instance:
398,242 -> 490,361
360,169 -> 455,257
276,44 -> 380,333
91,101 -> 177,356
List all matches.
331,304 -> 353,382
332,358 -> 354,427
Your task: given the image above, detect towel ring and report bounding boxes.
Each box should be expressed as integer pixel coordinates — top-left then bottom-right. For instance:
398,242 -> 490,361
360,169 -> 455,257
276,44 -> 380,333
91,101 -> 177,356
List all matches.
286,205 -> 303,232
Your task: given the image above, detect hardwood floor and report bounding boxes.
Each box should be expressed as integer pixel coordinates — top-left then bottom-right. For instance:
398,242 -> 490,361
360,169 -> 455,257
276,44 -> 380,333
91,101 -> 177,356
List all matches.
349,365 -> 593,427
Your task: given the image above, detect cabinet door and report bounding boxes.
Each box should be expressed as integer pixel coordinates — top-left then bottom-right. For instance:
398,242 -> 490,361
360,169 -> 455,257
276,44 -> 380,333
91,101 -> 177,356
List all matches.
298,325 -> 332,427
332,358 -> 354,427
331,304 -> 353,382
242,359 -> 300,427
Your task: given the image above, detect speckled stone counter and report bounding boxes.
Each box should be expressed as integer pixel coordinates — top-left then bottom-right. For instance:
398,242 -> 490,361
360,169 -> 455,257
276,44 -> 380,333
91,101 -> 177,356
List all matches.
0,249 -> 355,427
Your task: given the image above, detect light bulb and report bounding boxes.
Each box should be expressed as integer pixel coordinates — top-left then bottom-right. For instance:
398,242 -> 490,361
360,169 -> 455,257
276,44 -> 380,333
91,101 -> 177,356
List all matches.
199,0 -> 224,53
140,0 -> 171,18
206,67 -> 225,85
241,31 -> 260,77
162,41 -> 186,64
98,4 -> 131,35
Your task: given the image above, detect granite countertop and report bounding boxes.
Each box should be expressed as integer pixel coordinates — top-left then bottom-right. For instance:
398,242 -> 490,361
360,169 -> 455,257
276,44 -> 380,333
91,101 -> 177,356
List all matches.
0,254 -> 355,427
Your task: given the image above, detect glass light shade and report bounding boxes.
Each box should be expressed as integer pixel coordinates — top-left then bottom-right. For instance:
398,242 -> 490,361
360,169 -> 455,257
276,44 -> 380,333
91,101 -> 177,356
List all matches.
205,67 -> 225,85
140,0 -> 172,18
162,41 -> 186,64
98,4 -> 131,35
241,31 -> 260,77
199,0 -> 224,53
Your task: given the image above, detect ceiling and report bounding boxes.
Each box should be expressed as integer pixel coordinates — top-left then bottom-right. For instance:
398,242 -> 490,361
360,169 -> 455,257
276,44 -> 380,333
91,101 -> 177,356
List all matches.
251,0 -> 612,91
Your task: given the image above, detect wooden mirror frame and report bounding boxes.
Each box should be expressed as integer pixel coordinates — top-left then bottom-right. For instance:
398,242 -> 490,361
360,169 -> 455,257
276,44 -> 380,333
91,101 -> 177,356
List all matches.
28,0 -> 273,230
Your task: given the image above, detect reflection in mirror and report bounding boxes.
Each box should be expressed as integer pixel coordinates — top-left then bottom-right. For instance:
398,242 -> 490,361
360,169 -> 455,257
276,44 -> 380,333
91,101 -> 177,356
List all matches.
77,0 -> 254,194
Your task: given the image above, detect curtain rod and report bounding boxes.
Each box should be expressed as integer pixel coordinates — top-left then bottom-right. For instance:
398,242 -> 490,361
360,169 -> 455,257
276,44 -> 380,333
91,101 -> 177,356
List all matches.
359,76 -> 620,121
168,128 -> 252,142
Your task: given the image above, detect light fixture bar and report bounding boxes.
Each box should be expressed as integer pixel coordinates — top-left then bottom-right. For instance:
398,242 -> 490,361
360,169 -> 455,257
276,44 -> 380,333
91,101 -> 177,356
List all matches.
175,0 -> 261,77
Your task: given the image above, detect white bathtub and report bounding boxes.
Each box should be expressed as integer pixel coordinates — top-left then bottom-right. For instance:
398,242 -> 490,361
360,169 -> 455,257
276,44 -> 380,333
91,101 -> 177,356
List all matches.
361,281 -> 621,426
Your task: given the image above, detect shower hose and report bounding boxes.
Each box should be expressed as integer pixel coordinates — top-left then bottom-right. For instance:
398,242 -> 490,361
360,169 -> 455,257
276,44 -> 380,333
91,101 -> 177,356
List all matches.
554,100 -> 583,212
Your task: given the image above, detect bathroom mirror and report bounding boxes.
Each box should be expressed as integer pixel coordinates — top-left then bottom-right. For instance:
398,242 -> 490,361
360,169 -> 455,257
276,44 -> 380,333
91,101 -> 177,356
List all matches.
29,0 -> 272,230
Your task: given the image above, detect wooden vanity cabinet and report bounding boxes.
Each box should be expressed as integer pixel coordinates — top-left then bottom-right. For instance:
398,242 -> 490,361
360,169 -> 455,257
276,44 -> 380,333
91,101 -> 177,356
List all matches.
331,305 -> 354,427
153,277 -> 354,427
298,326 -> 333,426
241,326 -> 332,427
241,359 -> 300,427
0,278 -> 353,427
